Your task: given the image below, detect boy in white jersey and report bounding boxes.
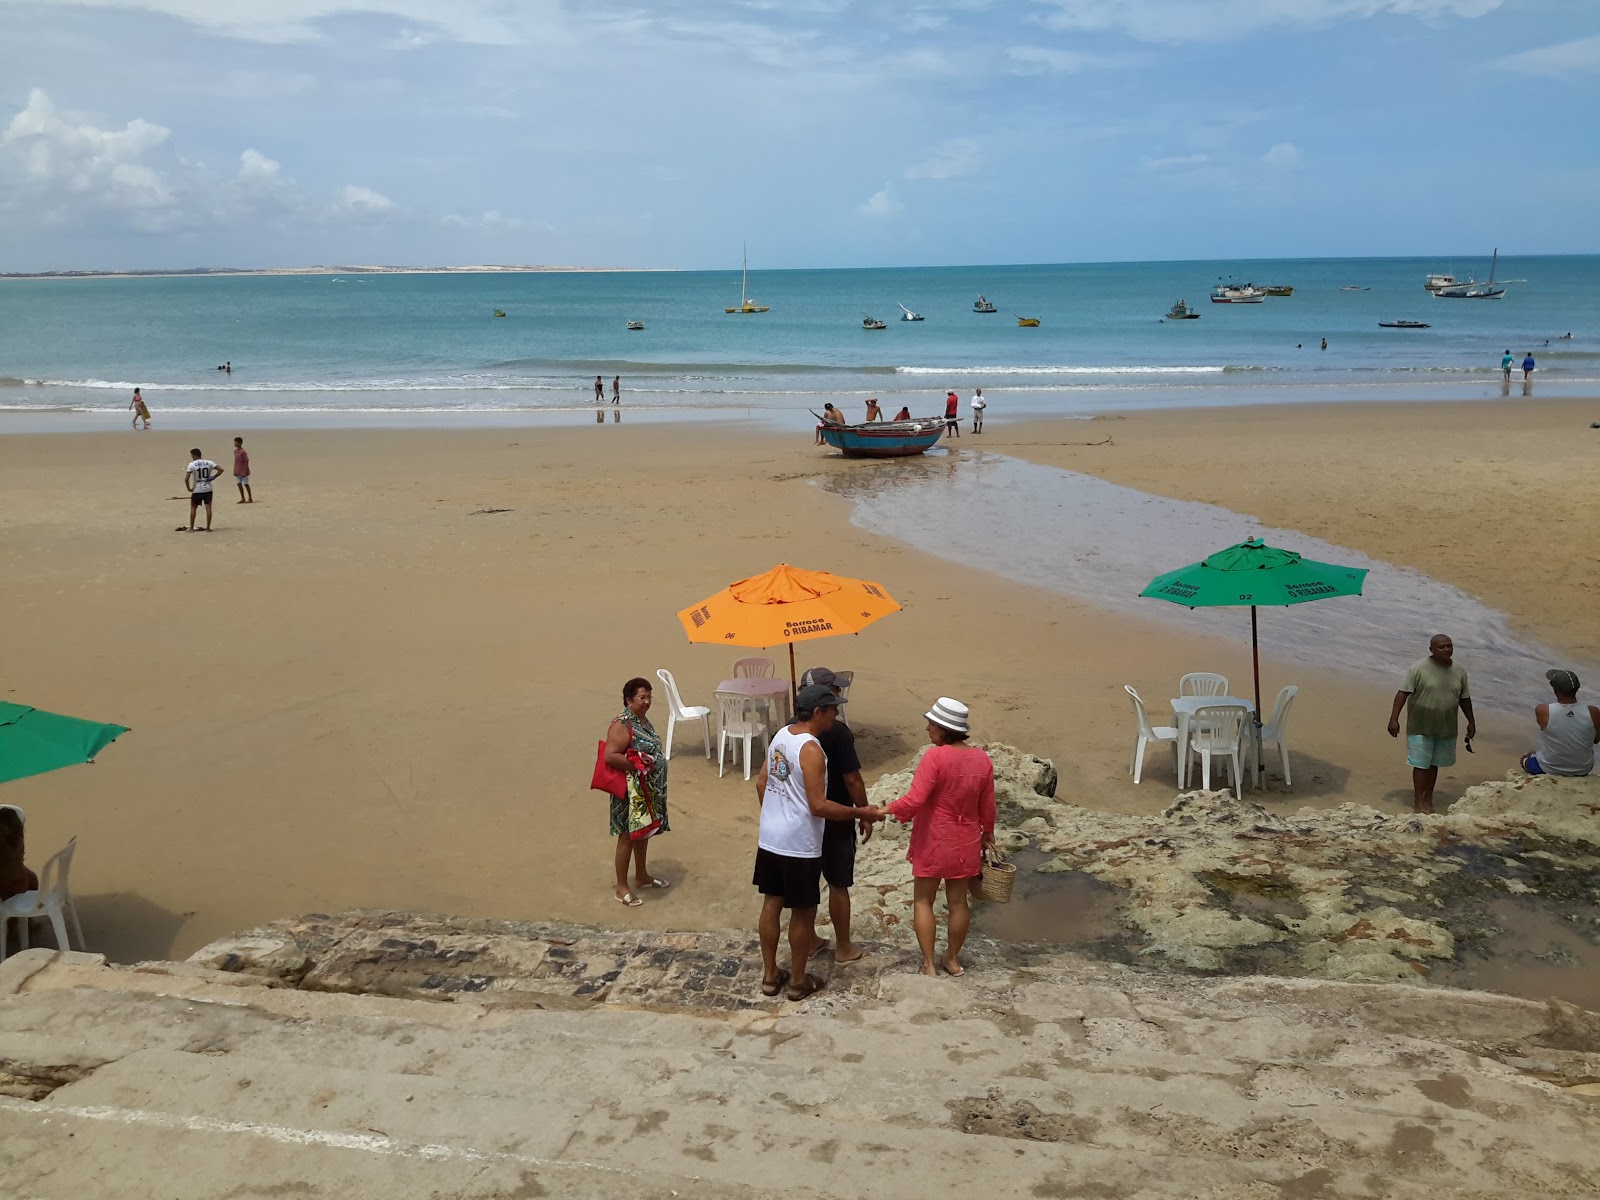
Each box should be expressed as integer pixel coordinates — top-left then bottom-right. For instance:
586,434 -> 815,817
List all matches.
753,684 -> 883,1002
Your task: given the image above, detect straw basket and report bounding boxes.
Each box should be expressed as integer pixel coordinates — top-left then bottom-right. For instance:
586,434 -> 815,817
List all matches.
976,848 -> 1016,904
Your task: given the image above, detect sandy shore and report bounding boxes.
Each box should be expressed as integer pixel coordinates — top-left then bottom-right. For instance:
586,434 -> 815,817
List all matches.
1,397 -> 1592,962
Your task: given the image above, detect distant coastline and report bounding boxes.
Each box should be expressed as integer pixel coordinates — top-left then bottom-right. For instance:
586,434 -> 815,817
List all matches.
1,264 -> 670,281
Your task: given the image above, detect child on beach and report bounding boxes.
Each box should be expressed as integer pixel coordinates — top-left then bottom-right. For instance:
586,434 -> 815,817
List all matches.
233,436 -> 253,504
129,387 -> 151,429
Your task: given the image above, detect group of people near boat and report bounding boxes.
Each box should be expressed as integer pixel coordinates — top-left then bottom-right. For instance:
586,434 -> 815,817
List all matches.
596,672 -> 997,999
819,388 -> 988,438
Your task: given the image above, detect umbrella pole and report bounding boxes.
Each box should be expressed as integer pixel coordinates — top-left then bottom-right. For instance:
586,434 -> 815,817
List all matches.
1250,606 -> 1262,719
1250,606 -> 1263,779
788,642 -> 798,711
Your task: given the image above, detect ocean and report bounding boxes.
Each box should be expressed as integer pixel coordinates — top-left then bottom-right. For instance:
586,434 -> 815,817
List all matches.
2,255 -> 1596,430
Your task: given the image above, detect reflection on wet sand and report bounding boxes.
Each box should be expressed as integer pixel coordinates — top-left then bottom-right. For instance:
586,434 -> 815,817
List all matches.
819,450 -> 1592,715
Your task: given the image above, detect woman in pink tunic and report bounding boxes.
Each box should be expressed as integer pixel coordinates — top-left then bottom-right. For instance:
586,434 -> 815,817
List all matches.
886,697 -> 995,977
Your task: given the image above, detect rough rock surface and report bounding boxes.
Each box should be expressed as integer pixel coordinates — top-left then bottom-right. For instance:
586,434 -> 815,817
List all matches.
854,746 -> 1600,992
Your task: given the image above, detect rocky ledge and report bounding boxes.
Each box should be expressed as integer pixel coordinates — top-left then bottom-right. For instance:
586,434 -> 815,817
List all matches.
855,744 -> 1600,988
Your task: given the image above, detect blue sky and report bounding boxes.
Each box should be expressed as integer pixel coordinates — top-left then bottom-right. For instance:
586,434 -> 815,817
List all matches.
1,0 -> 1596,271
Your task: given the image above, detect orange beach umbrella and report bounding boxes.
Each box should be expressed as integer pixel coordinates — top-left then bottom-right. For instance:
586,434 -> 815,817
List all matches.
677,563 -> 902,699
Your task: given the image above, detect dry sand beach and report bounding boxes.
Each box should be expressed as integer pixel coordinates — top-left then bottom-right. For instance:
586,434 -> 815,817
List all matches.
2,395 -> 1596,964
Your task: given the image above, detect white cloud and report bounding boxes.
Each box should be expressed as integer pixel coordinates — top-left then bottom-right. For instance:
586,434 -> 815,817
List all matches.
1143,153 -> 1211,171
905,139 -> 982,181
1005,45 -> 1099,74
1496,34 -> 1600,77
0,89 -> 407,236
42,0 -> 529,45
442,209 -> 522,230
859,187 -> 904,218
1261,141 -> 1301,167
1031,0 -> 1501,44
1,89 -> 175,220
338,185 -> 396,214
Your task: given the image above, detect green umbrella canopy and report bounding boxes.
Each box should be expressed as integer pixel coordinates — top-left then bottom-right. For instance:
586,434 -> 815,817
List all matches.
1140,538 -> 1368,609
0,701 -> 130,785
1140,538 -> 1368,722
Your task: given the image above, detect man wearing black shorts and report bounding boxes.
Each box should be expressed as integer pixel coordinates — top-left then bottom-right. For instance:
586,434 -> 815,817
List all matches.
182,447 -> 221,532
810,668 -> 872,964
752,684 -> 881,1002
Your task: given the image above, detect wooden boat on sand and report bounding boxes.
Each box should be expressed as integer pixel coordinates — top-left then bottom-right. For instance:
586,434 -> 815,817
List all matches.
815,416 -> 945,458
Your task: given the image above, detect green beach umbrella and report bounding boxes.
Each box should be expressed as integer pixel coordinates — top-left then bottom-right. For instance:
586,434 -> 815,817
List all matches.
1139,538 -> 1368,720
0,701 -> 130,785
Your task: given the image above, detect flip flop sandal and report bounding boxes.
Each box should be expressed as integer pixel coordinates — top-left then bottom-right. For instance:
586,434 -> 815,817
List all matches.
938,960 -> 966,978
613,892 -> 643,908
636,877 -> 670,889
786,973 -> 826,1003
760,969 -> 790,998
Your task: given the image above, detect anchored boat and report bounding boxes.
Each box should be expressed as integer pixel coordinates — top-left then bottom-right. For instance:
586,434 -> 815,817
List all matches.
725,243 -> 770,313
1378,320 -> 1431,329
1434,248 -> 1505,299
973,295 -> 997,313
1165,300 -> 1200,320
626,320 -> 645,330
862,316 -> 887,330
898,302 -> 925,322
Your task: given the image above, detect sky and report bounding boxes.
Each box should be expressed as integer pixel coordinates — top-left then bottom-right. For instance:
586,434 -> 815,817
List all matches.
0,0 -> 1596,271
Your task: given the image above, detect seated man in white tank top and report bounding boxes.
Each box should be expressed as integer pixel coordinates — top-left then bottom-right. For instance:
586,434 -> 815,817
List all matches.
1522,668 -> 1600,777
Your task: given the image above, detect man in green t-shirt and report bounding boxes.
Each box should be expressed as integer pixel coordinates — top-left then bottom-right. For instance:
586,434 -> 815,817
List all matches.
1387,633 -> 1475,813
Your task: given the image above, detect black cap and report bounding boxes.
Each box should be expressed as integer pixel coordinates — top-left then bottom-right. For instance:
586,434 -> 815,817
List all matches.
795,683 -> 846,711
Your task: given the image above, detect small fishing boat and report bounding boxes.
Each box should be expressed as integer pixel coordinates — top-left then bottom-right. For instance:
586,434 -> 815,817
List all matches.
973,295 -> 998,313
626,320 -> 645,330
1165,300 -> 1200,320
1378,320 -> 1431,329
1424,273 -> 1457,292
1016,316 -> 1041,327
898,302 -> 924,322
816,417 -> 945,459
1339,285 -> 1370,292
863,317 -> 887,330
492,309 -> 506,317
1434,248 -> 1505,299
1210,283 -> 1265,304
725,243 -> 770,313
1261,285 -> 1294,296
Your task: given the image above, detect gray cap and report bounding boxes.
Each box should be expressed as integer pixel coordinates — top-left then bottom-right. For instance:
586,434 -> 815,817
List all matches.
807,667 -> 841,689
1547,668 -> 1581,693
795,683 -> 847,712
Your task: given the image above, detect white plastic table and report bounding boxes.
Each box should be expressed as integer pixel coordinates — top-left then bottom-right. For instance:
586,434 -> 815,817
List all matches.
1171,696 -> 1255,788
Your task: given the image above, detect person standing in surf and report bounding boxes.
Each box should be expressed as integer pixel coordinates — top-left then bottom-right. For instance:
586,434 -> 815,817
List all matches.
129,387 -> 151,430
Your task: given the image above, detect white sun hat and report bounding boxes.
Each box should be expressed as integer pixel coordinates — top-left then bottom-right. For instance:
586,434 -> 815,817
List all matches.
924,696 -> 970,735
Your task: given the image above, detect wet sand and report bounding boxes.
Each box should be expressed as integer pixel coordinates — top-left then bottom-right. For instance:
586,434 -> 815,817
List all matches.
0,397 -> 1589,962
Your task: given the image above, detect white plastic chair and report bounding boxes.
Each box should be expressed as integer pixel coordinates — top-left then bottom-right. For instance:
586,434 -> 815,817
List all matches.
0,836 -> 84,961
1186,704 -> 1251,799
1254,685 -> 1299,788
1179,672 -> 1230,698
715,692 -> 768,780
655,669 -> 712,761
1124,686 -> 1179,784
733,657 -> 775,679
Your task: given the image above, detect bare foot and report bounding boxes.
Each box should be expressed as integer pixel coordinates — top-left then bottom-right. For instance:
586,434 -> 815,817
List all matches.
1414,801 -> 1436,814
918,962 -> 938,978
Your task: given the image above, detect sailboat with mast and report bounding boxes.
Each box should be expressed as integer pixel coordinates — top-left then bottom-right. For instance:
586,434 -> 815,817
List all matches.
724,243 -> 770,314
1434,248 -> 1505,299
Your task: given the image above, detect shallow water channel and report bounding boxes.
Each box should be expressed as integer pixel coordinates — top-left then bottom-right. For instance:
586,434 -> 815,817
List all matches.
822,450 -> 1595,711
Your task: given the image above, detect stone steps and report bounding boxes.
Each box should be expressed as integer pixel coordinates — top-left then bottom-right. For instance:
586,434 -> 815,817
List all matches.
5,946 -> 1600,1198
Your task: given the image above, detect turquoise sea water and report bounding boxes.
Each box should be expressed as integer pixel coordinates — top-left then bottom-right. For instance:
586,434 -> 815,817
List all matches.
2,255 -> 1596,429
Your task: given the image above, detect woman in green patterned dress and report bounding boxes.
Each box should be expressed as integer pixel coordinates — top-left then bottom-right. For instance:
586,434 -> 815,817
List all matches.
604,676 -> 671,906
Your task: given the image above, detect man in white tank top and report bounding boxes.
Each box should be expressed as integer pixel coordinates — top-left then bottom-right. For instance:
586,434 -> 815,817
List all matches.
1522,669 -> 1599,777
752,683 -> 884,1002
